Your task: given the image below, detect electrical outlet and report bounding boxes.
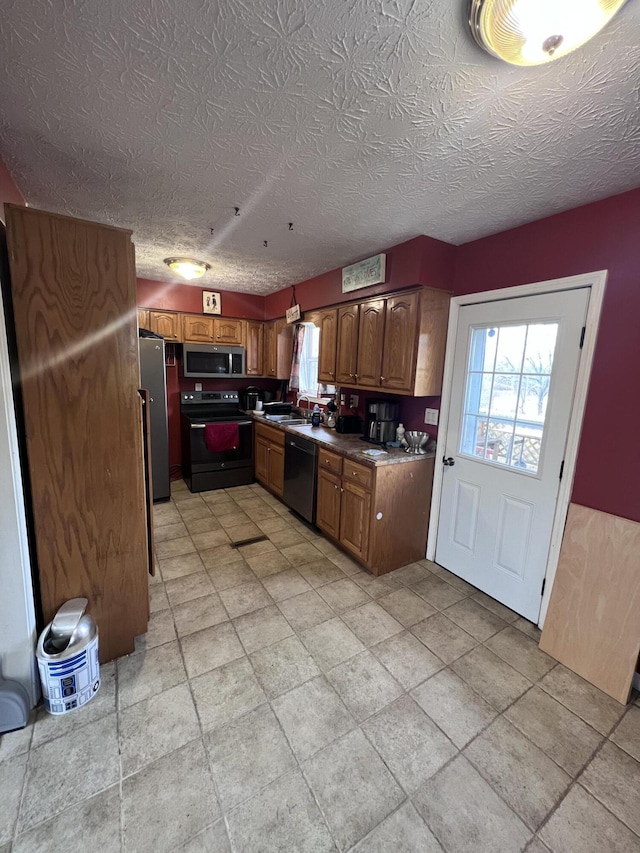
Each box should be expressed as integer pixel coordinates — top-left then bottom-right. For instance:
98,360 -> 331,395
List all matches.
195,382 -> 203,391
340,394 -> 346,406
424,407 -> 439,425
349,394 -> 359,409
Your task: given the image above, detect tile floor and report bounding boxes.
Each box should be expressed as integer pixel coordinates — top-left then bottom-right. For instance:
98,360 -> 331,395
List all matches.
2,480 -> 640,852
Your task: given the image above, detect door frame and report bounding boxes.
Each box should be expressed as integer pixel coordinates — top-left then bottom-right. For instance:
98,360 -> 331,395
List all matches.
426,270 -> 607,627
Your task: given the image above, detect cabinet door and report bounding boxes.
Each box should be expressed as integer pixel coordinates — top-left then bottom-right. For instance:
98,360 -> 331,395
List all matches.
268,442 -> 284,496
356,299 -> 385,387
246,321 -> 264,376
137,308 -> 150,329
340,480 -> 371,562
214,318 -> 245,345
263,321 -> 277,377
183,314 -> 215,343
275,319 -> 294,380
255,436 -> 269,485
336,304 -> 360,385
150,311 -> 182,342
317,309 -> 338,383
317,468 -> 342,540
380,291 -> 419,392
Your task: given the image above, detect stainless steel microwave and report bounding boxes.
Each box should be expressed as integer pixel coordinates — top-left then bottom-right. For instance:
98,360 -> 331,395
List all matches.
182,344 -> 246,378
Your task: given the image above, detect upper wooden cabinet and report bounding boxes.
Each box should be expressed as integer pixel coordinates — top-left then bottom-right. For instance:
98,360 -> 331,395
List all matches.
335,304 -> 360,385
264,318 -> 293,380
137,308 -> 150,330
182,314 -> 214,342
149,311 -> 182,342
317,309 -> 338,383
214,317 -> 244,345
380,291 -> 420,393
246,321 -> 264,376
356,299 -> 386,387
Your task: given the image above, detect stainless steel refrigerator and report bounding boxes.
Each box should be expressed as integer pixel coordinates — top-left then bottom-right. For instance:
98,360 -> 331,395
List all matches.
139,335 -> 170,502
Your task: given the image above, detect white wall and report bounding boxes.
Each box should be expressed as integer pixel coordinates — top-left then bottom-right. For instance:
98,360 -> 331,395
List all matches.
0,284 -> 38,707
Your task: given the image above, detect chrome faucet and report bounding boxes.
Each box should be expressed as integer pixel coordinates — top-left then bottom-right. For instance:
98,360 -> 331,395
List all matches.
296,394 -> 311,419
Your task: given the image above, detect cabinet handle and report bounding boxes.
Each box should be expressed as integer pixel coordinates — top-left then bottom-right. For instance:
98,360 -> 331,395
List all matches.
334,484 -> 338,490
380,376 -> 386,382
329,370 -> 334,376
340,488 -> 344,493
354,374 -> 358,381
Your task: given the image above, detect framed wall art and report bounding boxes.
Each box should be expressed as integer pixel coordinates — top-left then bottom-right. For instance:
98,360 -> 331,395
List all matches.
202,291 -> 221,315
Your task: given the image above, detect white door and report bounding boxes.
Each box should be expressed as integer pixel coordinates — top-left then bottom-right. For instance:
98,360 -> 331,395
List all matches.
436,288 -> 589,621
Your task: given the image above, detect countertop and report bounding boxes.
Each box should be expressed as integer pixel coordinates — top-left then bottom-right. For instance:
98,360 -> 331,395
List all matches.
250,413 -> 435,468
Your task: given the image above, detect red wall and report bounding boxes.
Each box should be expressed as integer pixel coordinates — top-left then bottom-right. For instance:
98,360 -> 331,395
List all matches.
454,188 -> 640,524
264,235 -> 455,319
137,277 -> 266,320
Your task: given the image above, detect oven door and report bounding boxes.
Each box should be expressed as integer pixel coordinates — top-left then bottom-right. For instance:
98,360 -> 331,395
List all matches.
188,419 -> 253,471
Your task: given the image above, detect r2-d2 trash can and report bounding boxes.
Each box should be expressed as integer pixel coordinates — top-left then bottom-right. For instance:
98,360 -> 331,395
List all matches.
36,598 -> 100,715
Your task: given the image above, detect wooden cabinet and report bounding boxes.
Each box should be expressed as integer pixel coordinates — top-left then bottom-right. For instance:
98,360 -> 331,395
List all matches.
5,205 -> 149,662
335,304 -> 360,385
149,310 -> 182,342
254,421 -> 285,496
183,314 -> 215,343
137,308 -> 150,329
246,321 -> 264,376
317,309 -> 338,383
316,446 -> 435,575
213,317 -> 244,345
356,299 -> 386,387
380,291 -> 420,392
263,318 -> 293,380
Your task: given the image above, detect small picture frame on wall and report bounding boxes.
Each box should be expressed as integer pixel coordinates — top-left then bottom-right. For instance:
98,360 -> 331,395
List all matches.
202,291 -> 221,315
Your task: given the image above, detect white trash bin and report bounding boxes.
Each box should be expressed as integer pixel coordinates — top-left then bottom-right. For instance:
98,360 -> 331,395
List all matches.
36,598 -> 100,715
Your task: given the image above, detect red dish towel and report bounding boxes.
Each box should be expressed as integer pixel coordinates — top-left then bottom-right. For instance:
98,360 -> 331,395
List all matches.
204,422 -> 239,453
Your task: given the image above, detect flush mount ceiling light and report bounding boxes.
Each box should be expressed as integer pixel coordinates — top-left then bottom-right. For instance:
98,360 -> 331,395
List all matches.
163,257 -> 211,280
469,0 -> 628,66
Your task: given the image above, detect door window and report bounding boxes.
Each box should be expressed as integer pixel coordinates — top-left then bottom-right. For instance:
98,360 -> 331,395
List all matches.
460,322 -> 559,474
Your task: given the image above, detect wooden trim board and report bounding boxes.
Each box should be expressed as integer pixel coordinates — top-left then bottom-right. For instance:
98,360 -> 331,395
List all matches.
539,502 -> 640,704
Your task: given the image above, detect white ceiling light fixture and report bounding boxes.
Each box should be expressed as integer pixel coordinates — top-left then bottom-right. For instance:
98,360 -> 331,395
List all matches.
163,257 -> 211,280
469,0 -> 629,66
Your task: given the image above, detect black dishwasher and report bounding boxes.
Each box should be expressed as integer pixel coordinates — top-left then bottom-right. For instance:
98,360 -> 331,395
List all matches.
283,435 -> 318,524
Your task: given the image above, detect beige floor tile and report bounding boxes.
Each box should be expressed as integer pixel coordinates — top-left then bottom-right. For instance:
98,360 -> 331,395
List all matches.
204,704 -> 296,811
218,580 -> 272,618
328,551 -> 364,575
176,821 -> 231,853
301,617 -> 366,671
155,536 -> 196,560
134,608 -> 177,652
122,739 -> 219,853
539,785 -> 640,853
149,583 -> 170,613
191,657 -> 266,733
538,665 -> 626,734
303,728 -> 405,851
250,635 -> 320,698
272,676 -> 355,761
153,504 -> 182,526
206,558 -> 255,591
465,717 -> 570,830
0,715 -> 33,764
154,521 -> 189,542
363,695 -> 456,793
317,578 -> 371,613
485,626 -> 556,682
513,617 -> 542,641
118,641 -> 186,709
411,613 -> 478,664
267,528 -> 308,549
328,651 -> 403,722
183,515 -> 223,535
297,558 -> 346,588
180,622 -> 244,679
580,741 -> 640,835
452,646 -> 531,711
256,515 -> 293,534
236,538 -> 277,559
378,588 -> 436,627
165,572 -> 214,606
277,589 -> 335,632
281,541 -> 326,566
157,551 -> 206,582
351,801 -> 443,853
261,568 -> 312,601
436,568 -> 477,595
198,542 -> 245,569
412,576 -> 468,610
246,550 -> 293,578
471,590 -> 520,623
233,605 -> 293,654
0,753 -> 26,844
119,682 -> 200,777
612,706 -> 640,762
350,571 -> 405,599
412,668 -> 497,749
372,631 -> 443,690
389,562 -> 432,586
178,503 -> 214,523
191,529 -> 230,551
504,687 -> 603,776
225,522 -> 263,543
413,755 -> 531,853
443,598 -> 507,641
342,601 -> 404,647
172,593 -> 229,637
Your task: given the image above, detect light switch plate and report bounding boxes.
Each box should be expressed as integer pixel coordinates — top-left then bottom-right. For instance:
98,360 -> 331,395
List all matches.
195,382 -> 203,391
424,407 -> 439,425
349,394 -> 359,409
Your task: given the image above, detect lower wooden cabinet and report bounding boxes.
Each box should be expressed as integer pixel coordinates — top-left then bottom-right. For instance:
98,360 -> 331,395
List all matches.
254,422 -> 285,496
317,449 -> 435,575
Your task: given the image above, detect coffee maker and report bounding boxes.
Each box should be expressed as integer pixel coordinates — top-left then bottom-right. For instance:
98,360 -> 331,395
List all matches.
363,399 -> 400,446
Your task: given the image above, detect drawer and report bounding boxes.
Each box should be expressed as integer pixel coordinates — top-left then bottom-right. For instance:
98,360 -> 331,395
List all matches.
342,459 -> 373,490
319,449 -> 343,476
255,421 -> 285,446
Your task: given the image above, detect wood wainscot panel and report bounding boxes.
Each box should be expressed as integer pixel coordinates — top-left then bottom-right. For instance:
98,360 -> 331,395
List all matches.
540,502 -> 640,704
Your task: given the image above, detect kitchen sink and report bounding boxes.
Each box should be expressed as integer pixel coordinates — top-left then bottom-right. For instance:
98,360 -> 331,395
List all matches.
264,414 -> 308,425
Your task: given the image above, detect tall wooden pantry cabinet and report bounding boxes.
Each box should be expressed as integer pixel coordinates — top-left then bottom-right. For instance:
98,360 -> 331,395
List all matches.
4,205 -> 150,662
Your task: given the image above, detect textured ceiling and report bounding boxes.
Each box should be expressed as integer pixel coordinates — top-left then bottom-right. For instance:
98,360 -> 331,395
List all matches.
0,0 -> 639,294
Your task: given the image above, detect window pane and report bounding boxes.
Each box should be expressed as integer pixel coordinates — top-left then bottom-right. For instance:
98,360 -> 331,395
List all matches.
469,327 -> 498,372
489,374 -> 520,419
464,372 -> 492,417
495,325 -> 527,373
